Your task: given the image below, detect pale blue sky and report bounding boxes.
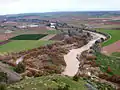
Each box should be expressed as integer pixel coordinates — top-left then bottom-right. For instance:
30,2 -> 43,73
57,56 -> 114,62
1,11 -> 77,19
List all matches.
0,0 -> 120,15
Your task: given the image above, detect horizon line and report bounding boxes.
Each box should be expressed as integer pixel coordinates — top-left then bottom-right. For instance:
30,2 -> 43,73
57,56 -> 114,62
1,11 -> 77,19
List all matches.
1,10 -> 120,16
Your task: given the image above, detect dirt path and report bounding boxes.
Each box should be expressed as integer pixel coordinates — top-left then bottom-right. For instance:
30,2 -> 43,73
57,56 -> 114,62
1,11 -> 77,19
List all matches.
40,34 -> 56,40
62,31 -> 106,76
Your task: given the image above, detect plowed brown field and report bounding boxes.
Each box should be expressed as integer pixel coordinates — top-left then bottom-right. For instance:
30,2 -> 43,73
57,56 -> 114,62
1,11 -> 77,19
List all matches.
102,40 -> 120,54
0,34 -> 14,40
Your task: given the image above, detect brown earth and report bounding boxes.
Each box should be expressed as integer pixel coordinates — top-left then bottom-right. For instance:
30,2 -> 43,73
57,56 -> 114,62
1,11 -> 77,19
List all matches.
0,34 -> 14,40
27,26 -> 48,31
102,40 -> 120,54
1,35 -> 89,77
0,26 -> 49,40
40,34 -> 56,40
50,34 -> 65,41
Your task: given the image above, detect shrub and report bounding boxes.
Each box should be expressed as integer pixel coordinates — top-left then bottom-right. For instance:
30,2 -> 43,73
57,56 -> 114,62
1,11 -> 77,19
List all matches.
64,37 -> 73,44
14,62 -> 26,73
98,73 -> 109,79
10,34 -> 47,40
57,84 -> 69,90
0,72 -> 7,83
107,75 -> 120,84
86,55 -> 97,60
100,38 -> 104,42
73,75 -> 79,82
106,66 -> 114,75
27,71 -> 33,77
107,66 -> 112,73
0,84 -> 6,90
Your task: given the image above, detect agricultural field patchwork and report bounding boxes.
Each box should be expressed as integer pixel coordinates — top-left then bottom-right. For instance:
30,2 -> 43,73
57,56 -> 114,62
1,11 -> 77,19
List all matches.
0,30 -> 61,53
102,40 -> 120,55
95,53 -> 120,75
112,52 -> 120,57
0,40 -> 54,53
10,34 -> 48,40
46,30 -> 61,34
97,29 -> 120,46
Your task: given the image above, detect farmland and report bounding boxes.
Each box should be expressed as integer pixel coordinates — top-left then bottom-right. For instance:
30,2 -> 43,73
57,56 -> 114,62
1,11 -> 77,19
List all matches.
95,52 -> 120,75
0,11 -> 120,89
95,29 -> 120,75
10,34 -> 47,40
0,27 -> 56,40
102,40 -> 120,55
0,30 -> 59,53
112,52 -> 120,57
97,29 -> 120,46
47,30 -> 61,34
0,40 -> 54,53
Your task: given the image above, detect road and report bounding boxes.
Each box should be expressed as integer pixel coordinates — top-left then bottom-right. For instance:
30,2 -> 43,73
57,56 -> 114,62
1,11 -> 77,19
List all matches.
62,31 -> 106,76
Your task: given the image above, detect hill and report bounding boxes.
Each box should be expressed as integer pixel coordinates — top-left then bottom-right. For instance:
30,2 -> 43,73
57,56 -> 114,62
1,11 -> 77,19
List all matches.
1,11 -> 120,20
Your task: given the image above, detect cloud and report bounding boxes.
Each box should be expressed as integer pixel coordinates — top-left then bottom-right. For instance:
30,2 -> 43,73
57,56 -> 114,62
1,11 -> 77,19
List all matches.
0,0 -> 19,4
0,0 -> 120,15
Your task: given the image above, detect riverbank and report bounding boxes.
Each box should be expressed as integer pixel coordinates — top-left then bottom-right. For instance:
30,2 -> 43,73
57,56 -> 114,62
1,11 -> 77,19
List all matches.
62,31 -> 106,76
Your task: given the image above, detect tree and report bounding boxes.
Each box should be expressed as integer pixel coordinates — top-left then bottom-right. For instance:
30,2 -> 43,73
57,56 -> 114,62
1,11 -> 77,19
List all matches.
87,32 -> 91,37
68,30 -> 72,37
100,38 -> 104,42
14,62 -> 26,73
73,75 -> 79,82
0,72 -> 7,83
80,24 -> 87,30
0,84 -> 6,90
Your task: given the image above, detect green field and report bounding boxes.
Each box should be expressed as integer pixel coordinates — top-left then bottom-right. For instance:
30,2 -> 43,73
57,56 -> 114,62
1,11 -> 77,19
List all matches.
47,30 -> 61,34
10,34 -> 47,40
95,53 -> 120,75
97,29 -> 120,46
7,75 -> 86,90
0,30 -> 61,53
0,40 -> 54,53
112,52 -> 120,57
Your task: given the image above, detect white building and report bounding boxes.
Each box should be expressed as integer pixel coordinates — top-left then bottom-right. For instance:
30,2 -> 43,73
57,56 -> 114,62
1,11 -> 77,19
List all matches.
50,25 -> 56,28
17,24 -> 39,29
27,24 -> 39,28
5,30 -> 13,34
17,25 -> 27,29
50,23 -> 56,29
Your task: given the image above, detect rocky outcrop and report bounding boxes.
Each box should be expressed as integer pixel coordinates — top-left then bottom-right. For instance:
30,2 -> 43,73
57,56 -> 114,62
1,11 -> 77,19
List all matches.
0,62 -> 22,84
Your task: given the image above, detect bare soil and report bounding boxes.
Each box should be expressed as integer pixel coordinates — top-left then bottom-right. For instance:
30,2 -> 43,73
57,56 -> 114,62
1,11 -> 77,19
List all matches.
102,40 -> 120,54
0,34 -> 14,40
50,34 -> 65,41
40,34 -> 56,40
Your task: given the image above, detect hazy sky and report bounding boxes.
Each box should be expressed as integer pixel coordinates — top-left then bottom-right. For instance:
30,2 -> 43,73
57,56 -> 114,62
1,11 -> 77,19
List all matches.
0,0 -> 120,15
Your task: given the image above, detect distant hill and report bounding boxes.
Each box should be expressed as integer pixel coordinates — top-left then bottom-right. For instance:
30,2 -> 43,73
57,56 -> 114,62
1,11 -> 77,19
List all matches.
1,11 -> 120,20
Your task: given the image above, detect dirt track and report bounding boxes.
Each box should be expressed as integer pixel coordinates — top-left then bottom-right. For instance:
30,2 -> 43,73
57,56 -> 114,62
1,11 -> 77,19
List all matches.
40,34 -> 56,40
